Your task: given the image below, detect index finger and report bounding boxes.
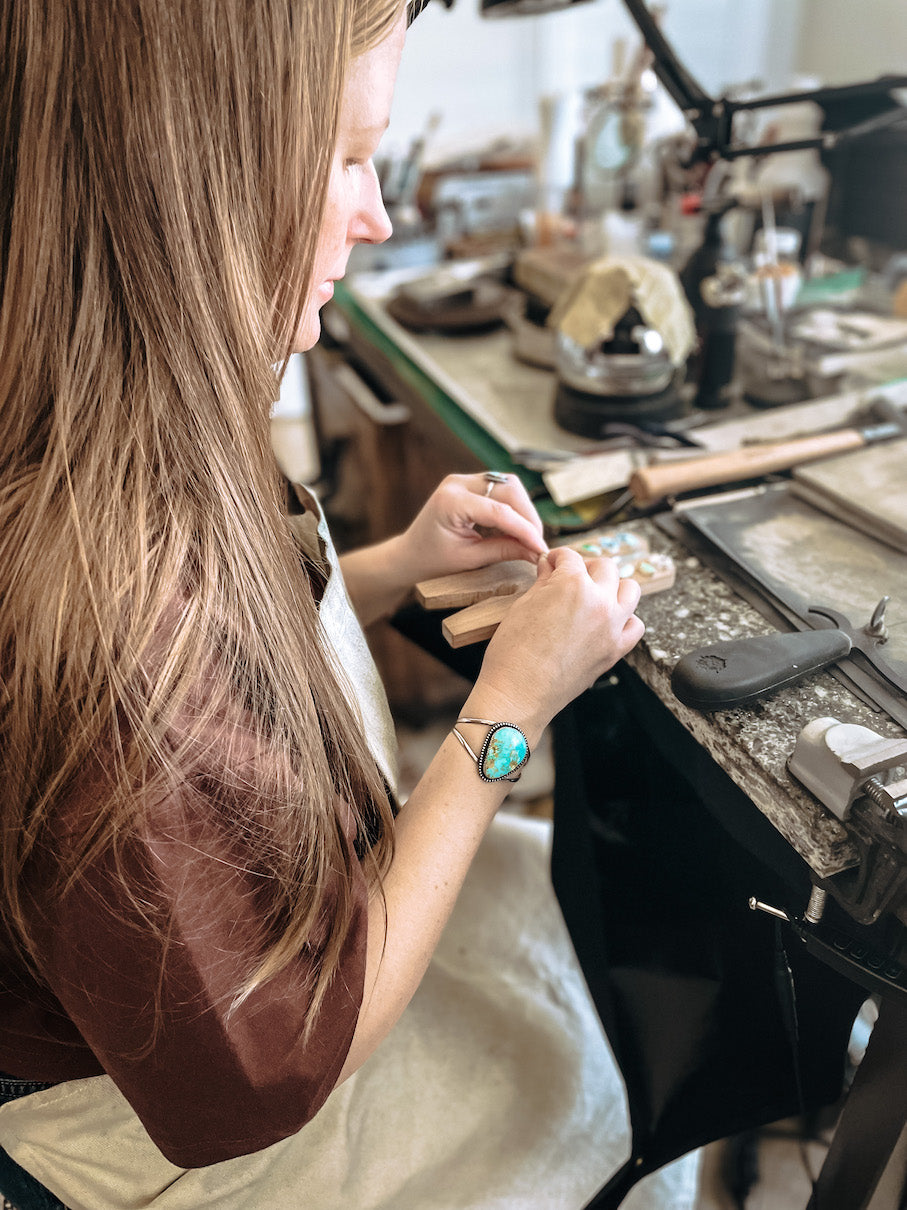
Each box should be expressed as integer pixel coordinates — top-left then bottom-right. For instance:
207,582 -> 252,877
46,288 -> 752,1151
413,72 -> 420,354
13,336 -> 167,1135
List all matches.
504,476 -> 545,542
475,497 -> 548,558
475,471 -> 545,545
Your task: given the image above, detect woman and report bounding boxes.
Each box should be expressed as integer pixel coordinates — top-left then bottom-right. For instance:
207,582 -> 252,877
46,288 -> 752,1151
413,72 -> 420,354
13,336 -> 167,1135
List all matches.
0,1 -> 643,1206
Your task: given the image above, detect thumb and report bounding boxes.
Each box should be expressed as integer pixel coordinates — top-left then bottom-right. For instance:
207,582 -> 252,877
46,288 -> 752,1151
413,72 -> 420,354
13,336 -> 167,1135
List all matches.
543,545 -> 585,574
534,550 -> 557,584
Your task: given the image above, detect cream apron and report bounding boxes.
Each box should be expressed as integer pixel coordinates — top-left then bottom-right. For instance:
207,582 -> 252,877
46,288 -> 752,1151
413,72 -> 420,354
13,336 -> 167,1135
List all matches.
0,499 -> 700,1210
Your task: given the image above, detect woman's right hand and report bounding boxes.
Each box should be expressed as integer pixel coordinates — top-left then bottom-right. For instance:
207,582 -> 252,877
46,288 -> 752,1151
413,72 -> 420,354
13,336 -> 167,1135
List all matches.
344,548 -> 642,1085
467,546 -> 645,738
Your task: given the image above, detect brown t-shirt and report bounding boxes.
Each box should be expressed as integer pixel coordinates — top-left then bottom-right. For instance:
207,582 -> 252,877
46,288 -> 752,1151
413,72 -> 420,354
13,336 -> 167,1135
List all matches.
0,493 -> 376,1168
0,742 -> 368,1169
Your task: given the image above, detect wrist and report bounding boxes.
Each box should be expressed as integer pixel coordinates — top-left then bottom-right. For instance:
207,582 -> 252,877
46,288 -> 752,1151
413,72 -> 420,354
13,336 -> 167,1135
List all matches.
379,531 -> 423,596
460,683 -> 548,751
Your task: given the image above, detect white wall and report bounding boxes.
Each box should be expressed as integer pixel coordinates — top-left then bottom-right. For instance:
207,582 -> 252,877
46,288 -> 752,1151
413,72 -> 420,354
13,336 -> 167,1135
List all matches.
794,0 -> 907,85
387,0 -> 640,161
657,0 -> 805,94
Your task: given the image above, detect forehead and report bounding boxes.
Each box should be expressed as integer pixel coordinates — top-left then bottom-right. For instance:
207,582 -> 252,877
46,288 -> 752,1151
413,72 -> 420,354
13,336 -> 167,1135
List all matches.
339,18 -> 406,137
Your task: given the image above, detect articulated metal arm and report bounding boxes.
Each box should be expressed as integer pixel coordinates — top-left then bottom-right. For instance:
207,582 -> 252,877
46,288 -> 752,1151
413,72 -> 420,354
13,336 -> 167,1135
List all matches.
620,0 -> 907,163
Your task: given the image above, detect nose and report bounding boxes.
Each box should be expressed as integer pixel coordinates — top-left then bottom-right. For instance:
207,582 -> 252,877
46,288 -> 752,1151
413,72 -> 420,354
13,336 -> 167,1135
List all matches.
350,163 -> 393,246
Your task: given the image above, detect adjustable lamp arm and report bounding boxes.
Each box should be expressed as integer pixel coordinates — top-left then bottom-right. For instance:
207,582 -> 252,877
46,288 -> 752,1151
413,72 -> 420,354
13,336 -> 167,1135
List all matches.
621,0 -> 907,163
620,0 -> 711,123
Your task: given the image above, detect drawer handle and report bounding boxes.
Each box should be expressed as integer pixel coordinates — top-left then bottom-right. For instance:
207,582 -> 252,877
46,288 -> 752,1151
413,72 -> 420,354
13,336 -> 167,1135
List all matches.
333,363 -> 410,427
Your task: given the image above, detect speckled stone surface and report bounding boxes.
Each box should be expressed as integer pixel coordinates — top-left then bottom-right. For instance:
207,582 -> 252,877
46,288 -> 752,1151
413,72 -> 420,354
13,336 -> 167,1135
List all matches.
622,516 -> 907,884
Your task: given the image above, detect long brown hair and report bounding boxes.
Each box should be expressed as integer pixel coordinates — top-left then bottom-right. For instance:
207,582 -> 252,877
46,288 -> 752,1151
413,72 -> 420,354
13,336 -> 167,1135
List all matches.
0,0 -> 403,1023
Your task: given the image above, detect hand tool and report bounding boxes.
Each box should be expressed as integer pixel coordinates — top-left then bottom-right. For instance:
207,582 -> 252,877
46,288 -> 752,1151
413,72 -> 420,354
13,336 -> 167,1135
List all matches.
671,597 -> 903,711
786,715 -> 907,928
788,714 -> 907,823
671,627 -> 854,710
628,397 -> 906,507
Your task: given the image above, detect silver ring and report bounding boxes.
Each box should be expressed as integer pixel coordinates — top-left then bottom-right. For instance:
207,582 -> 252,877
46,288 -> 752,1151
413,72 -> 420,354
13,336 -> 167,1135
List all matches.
483,471 -> 509,497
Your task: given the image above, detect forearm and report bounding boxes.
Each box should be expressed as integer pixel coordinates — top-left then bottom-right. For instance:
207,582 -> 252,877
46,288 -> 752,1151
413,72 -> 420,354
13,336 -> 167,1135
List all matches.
336,545 -> 644,1083
338,534 -> 420,627
337,685 -> 546,1082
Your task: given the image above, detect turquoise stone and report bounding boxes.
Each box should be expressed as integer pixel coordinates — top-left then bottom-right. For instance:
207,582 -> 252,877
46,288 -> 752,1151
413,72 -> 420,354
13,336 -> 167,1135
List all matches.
480,725 -> 528,781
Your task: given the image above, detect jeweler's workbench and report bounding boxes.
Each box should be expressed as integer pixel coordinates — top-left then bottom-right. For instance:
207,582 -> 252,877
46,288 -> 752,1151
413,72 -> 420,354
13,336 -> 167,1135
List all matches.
324,271 -> 907,894
319,267 -> 907,1210
622,515 -> 904,884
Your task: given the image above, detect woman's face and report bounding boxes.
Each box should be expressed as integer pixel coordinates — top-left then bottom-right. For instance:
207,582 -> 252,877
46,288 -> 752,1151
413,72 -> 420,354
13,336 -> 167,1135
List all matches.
294,17 -> 406,352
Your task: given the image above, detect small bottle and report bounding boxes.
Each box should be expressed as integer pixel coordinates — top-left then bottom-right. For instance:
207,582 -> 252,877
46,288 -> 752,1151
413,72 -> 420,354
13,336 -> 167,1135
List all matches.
695,263 -> 747,410
679,202 -> 739,409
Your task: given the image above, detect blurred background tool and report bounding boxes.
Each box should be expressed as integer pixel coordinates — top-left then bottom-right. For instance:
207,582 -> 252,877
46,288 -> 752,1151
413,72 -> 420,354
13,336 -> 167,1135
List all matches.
549,254 -> 696,434
678,197 -> 748,411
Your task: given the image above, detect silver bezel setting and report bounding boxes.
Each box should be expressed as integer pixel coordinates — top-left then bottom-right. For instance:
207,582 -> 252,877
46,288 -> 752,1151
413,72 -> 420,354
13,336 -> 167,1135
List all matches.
477,722 -> 529,783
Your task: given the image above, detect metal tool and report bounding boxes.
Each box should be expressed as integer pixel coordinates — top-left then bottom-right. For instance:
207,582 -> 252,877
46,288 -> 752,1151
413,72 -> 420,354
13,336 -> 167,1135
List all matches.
787,716 -> 907,926
513,423 -> 701,470
807,597 -> 907,699
749,895 -> 907,997
788,715 -> 907,822
671,597 -> 905,711
741,716 -> 907,993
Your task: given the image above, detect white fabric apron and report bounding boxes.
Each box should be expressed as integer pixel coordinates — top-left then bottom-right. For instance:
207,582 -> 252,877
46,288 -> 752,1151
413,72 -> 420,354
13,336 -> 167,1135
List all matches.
289,495 -> 399,797
0,501 -> 701,1210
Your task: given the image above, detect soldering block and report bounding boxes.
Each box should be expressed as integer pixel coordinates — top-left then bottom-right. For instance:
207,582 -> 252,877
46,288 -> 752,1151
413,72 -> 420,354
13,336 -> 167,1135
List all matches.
787,717 -> 907,820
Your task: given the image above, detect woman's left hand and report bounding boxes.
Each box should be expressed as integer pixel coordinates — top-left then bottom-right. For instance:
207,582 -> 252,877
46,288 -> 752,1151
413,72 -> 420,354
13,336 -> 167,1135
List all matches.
395,472 -> 548,585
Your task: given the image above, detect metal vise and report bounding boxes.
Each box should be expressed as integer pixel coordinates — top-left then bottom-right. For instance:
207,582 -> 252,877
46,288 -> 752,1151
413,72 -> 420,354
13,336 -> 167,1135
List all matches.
789,717 -> 907,925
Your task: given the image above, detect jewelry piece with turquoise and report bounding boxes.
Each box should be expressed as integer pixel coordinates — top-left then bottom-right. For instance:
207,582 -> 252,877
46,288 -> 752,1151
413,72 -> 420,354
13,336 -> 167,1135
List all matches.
452,717 -> 530,783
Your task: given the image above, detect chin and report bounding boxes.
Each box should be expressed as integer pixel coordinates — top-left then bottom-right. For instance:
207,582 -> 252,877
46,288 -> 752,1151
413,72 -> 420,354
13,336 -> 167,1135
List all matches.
291,310 -> 322,354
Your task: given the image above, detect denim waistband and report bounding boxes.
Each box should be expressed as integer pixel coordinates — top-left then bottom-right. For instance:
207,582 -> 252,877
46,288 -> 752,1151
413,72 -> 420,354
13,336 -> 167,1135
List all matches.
0,1074 -> 68,1208
0,1073 -> 58,1102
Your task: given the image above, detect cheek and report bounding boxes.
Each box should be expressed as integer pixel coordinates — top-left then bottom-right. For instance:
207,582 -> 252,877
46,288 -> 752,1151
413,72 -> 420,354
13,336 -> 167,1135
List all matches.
315,173 -> 352,268
291,169 -> 354,354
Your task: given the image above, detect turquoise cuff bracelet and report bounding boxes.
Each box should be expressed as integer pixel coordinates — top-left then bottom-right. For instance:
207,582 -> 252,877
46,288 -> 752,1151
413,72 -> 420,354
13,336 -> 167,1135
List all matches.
452,717 -> 530,783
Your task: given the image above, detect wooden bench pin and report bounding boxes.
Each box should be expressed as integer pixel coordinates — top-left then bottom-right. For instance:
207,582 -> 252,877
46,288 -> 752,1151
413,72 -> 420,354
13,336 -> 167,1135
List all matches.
415,529 -> 675,649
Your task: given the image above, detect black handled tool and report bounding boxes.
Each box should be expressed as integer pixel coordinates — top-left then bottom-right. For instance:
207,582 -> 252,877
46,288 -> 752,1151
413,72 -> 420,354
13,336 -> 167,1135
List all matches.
671,597 -> 901,711
671,628 -> 853,710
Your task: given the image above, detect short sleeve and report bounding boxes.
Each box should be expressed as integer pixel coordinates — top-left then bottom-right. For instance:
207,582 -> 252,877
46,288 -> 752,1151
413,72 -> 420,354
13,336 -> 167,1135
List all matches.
26,772 -> 368,1168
